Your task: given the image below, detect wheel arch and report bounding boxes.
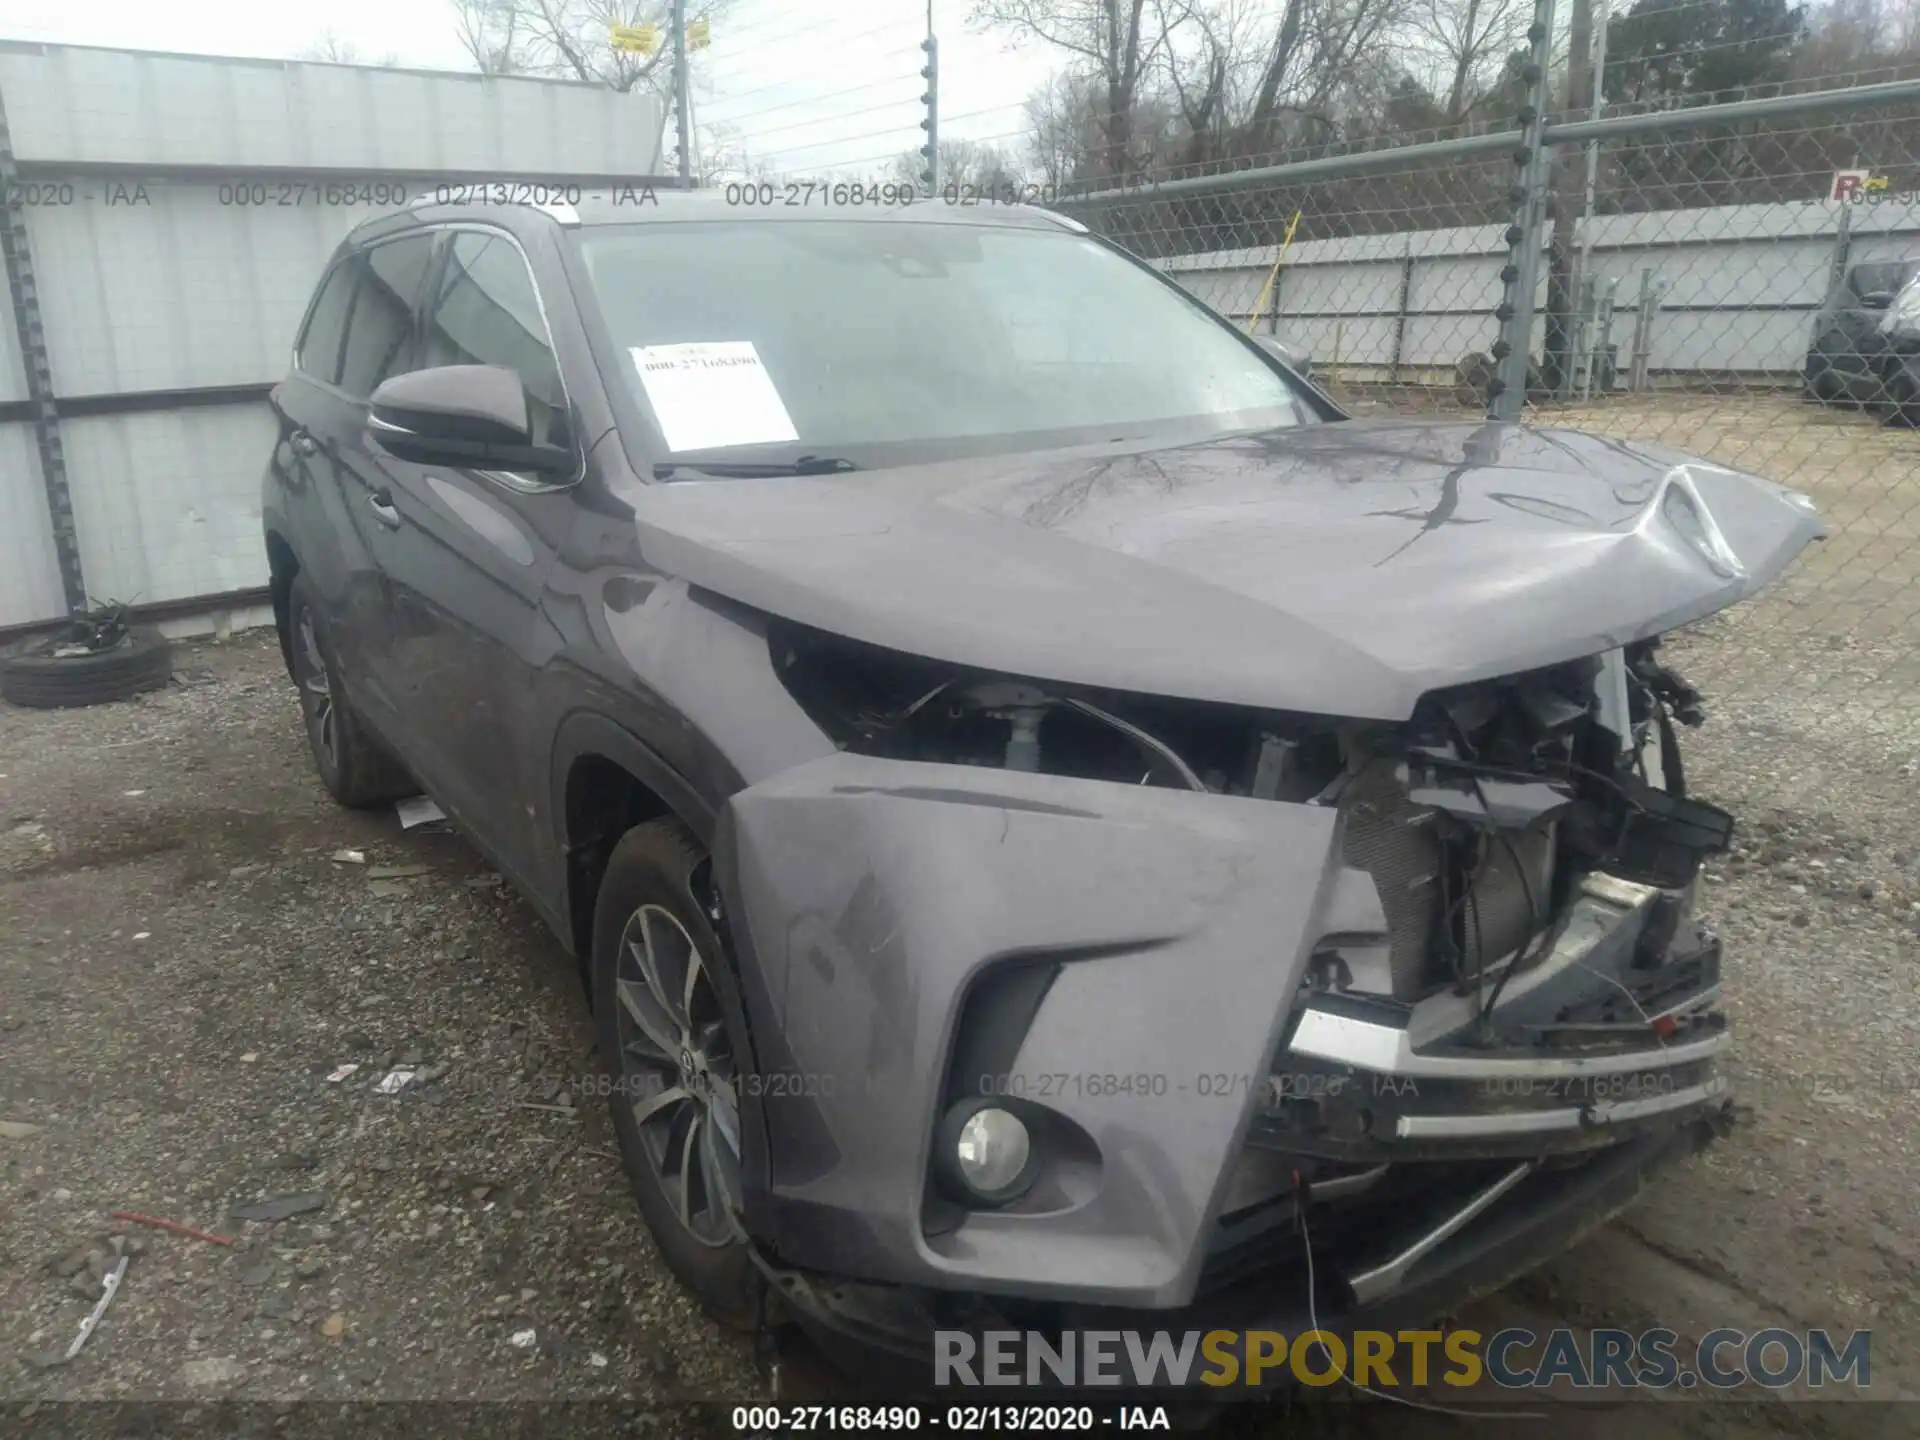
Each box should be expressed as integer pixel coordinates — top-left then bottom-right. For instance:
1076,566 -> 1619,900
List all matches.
551,711 -> 720,991
265,530 -> 300,681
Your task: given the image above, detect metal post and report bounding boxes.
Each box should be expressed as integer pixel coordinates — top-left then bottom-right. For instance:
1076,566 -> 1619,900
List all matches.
1826,195 -> 1853,305
672,0 -> 692,186
1629,266 -> 1663,392
1574,0 -> 1611,399
919,14 -> 940,198
0,76 -> 86,615
1491,0 -> 1560,420
1389,234 -> 1415,386
1546,0 -> 1594,399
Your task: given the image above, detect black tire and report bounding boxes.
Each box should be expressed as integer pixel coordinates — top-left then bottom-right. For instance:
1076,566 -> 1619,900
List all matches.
286,574 -> 414,809
592,818 -> 761,1331
1803,356 -> 1837,402
0,625 -> 172,709
1886,370 -> 1920,428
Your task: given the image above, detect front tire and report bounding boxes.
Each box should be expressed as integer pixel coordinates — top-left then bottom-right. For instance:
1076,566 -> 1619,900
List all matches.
592,819 -> 761,1331
287,574 -> 413,809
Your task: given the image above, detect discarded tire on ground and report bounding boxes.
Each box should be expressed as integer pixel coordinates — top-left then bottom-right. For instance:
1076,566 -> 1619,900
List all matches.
0,626 -> 173,708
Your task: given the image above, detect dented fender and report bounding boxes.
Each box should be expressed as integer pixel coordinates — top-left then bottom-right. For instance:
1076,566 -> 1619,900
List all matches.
714,753 -> 1366,1307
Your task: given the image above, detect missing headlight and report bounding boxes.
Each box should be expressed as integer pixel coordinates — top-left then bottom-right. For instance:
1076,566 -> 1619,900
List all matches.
766,620 -> 1344,795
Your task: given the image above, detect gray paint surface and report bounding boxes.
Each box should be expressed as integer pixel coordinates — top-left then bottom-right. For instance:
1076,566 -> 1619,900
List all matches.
718,753 -> 1345,1304
635,418 -> 1826,719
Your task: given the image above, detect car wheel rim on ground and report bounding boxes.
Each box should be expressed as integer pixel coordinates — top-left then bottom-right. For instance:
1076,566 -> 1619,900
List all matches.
295,608 -> 338,772
615,903 -> 745,1249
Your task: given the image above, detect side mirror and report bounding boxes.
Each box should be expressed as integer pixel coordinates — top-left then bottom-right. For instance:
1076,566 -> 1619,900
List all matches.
1861,290 -> 1897,309
1255,334 -> 1312,377
367,365 -> 574,477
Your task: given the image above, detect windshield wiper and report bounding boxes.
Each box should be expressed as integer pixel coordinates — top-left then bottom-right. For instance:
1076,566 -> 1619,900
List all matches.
653,455 -> 861,480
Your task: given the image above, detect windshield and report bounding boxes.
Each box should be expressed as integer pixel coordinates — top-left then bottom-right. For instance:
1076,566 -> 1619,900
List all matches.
574,218 -> 1317,469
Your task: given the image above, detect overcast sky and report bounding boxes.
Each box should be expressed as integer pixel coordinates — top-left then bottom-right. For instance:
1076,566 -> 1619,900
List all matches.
1,1 -> 1062,178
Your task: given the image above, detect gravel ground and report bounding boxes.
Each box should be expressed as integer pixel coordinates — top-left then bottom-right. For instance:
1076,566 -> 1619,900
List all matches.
3,563 -> 1914,1437
0,634 -> 756,1414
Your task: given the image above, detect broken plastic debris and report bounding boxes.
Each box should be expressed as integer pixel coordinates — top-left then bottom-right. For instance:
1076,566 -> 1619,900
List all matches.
395,795 -> 447,830
325,1064 -> 361,1084
132,932 -> 151,941
240,1052 -> 259,1064
0,1119 -> 44,1140
589,1351 -> 609,1368
109,1210 -> 234,1245
366,864 -> 433,880
510,1328 -> 537,1349
330,849 -> 367,865
58,1254 -> 128,1364
123,789 -> 146,798
228,1191 -> 327,1223
374,1069 -> 417,1095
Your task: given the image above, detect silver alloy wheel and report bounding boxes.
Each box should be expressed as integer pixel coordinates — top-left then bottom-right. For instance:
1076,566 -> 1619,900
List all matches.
614,902 -> 745,1248
296,607 -> 338,771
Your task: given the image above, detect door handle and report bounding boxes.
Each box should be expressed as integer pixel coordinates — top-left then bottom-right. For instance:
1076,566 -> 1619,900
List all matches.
290,430 -> 318,457
368,488 -> 402,529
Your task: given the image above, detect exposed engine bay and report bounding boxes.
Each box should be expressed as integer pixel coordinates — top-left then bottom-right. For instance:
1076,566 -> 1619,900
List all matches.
770,617 -> 1731,1009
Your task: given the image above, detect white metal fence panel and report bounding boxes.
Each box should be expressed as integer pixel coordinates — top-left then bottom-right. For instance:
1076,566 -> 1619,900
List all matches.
62,407 -> 280,608
0,43 -> 664,176
0,425 -> 64,624
0,41 -> 669,630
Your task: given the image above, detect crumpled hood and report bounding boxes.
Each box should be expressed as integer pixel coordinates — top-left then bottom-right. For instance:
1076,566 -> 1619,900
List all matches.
631,418 -> 1825,719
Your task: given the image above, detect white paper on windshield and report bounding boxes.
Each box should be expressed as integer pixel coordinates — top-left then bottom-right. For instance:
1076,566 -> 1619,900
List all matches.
630,341 -> 799,453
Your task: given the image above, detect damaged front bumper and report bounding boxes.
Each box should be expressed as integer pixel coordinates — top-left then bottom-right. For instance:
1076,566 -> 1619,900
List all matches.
714,751 -> 1731,1345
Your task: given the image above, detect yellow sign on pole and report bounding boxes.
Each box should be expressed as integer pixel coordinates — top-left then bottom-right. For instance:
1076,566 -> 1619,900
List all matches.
687,16 -> 711,51
609,23 -> 661,56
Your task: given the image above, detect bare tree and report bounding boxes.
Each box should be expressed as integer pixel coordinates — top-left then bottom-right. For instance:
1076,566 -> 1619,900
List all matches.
452,0 -> 735,93
1023,68 -> 1108,186
297,29 -> 403,66
1403,0 -> 1530,121
883,137 -> 1027,191
971,1 -> 1198,178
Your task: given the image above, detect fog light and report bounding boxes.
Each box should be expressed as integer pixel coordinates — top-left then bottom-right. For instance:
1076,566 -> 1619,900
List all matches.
934,1098 -> 1038,1205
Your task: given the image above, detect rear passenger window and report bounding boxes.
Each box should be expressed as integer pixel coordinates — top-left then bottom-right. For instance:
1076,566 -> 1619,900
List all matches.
295,261 -> 355,384
338,235 -> 437,398
423,232 -> 569,448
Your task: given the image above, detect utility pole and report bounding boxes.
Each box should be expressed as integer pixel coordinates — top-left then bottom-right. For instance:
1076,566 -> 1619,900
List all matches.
1544,0 -> 1595,397
672,0 -> 692,186
1491,0 -> 1559,420
919,5 -> 939,197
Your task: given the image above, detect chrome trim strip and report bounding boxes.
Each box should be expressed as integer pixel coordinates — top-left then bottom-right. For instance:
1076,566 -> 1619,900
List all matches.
1392,1076 -> 1729,1139
1310,1164 -> 1390,1202
1288,1006 -> 1729,1078
1346,1162 -> 1536,1304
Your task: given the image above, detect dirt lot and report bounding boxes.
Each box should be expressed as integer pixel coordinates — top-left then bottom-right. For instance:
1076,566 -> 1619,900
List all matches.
2,393 -> 1916,1436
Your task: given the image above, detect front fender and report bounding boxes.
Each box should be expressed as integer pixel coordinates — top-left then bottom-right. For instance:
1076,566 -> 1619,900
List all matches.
715,753 -> 1365,1308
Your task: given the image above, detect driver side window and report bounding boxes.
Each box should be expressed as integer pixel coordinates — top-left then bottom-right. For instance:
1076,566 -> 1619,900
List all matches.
422,232 -> 569,449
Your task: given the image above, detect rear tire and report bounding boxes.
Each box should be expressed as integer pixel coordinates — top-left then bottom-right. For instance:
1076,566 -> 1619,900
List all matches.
592,818 -> 761,1332
287,574 -> 414,809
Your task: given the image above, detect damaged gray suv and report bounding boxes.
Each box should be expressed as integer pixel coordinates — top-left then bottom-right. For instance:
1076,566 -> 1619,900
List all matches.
262,191 -> 1824,1385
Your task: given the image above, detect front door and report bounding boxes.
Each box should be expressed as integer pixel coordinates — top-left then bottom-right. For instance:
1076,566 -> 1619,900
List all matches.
366,227 -> 580,889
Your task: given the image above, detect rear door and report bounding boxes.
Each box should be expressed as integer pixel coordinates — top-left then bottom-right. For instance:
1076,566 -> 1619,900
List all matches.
328,232 -> 442,751
364,226 -> 580,885
270,253 -> 401,725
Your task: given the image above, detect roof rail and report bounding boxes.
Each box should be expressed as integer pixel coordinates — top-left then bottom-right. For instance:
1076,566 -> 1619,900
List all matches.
404,190 -> 580,226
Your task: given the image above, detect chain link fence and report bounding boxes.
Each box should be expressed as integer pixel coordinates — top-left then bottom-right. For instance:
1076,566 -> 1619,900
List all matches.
1066,71 -> 1920,783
